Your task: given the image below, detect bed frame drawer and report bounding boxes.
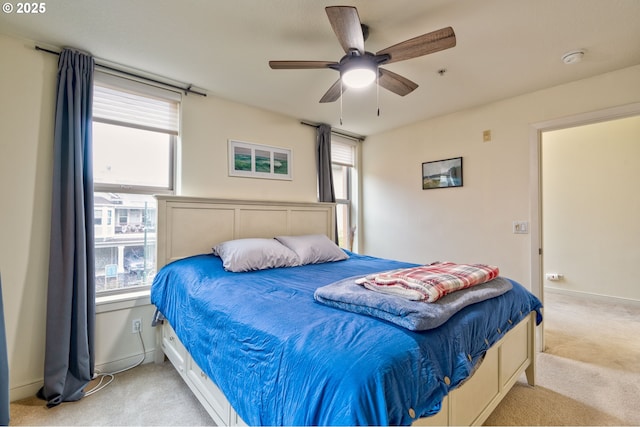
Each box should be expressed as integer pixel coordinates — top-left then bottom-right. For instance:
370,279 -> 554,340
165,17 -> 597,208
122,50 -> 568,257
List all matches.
187,357 -> 233,426
159,322 -> 246,426
500,317 -> 530,387
161,323 -> 186,374
450,345 -> 499,426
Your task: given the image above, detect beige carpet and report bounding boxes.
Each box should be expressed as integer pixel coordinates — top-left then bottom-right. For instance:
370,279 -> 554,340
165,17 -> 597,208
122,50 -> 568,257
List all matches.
10,361 -> 213,426
10,290 -> 640,426
485,289 -> 640,426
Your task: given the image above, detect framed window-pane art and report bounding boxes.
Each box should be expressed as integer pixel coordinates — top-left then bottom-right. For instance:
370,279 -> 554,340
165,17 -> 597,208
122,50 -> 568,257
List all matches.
422,157 -> 463,189
228,140 -> 292,180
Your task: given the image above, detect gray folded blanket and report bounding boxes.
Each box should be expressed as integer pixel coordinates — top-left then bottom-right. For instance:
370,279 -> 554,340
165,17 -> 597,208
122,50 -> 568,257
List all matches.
314,276 -> 512,331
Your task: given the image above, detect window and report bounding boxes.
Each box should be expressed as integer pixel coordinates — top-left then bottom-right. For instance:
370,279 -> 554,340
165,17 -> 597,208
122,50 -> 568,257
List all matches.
331,136 -> 358,251
92,72 -> 180,296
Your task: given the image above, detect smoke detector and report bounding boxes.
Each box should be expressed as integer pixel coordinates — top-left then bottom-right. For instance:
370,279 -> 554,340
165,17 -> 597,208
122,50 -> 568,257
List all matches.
562,50 -> 585,65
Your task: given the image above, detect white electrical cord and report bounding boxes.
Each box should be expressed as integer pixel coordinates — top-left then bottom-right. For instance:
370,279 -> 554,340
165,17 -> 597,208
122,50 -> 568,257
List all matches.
84,327 -> 146,396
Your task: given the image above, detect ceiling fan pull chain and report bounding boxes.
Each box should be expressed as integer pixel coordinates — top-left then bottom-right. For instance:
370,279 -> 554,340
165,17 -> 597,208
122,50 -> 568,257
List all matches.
377,73 -> 380,117
339,80 -> 343,125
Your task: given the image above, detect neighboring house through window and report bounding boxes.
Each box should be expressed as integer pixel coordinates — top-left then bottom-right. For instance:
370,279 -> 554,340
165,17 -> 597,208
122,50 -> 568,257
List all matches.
92,72 -> 180,296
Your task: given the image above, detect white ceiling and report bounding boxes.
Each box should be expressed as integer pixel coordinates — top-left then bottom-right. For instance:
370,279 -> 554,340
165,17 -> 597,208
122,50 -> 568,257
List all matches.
2,0 -> 640,136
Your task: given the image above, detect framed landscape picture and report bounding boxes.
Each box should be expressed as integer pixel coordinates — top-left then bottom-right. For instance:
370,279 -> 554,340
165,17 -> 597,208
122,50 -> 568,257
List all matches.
228,140 -> 292,180
422,157 -> 463,189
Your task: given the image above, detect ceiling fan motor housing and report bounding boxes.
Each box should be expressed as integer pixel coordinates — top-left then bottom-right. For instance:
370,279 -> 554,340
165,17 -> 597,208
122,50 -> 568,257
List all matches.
338,51 -> 391,88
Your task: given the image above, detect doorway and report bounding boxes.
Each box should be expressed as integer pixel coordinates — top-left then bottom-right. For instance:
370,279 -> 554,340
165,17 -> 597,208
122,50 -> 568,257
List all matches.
529,102 -> 640,351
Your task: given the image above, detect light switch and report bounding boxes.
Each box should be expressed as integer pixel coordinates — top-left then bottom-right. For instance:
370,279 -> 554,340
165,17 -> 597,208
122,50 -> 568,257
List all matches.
512,221 -> 528,234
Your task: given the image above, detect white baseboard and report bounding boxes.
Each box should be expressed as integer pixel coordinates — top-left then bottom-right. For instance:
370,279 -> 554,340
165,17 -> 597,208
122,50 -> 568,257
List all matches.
10,349 -> 158,403
10,380 -> 42,402
95,348 -> 156,375
544,286 -> 640,308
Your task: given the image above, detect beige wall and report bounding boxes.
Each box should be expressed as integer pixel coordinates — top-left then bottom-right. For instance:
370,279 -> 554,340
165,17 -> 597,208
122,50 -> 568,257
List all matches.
0,34 -> 57,401
361,64 -> 640,289
179,91 -> 317,200
0,33 -> 319,401
542,116 -> 640,300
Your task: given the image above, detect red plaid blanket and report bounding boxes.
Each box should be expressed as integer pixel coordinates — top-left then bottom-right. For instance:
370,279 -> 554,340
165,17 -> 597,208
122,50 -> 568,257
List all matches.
355,262 -> 500,302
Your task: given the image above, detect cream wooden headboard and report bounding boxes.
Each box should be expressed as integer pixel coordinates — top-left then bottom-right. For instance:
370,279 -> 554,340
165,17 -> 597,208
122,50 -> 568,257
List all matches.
154,196 -> 336,268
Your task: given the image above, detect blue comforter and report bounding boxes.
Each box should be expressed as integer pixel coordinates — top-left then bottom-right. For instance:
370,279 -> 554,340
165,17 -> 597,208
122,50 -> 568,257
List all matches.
151,252 -> 542,426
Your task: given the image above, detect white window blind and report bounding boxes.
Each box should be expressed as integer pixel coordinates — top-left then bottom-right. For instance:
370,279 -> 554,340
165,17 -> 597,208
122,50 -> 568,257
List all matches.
331,137 -> 355,167
93,72 -> 180,135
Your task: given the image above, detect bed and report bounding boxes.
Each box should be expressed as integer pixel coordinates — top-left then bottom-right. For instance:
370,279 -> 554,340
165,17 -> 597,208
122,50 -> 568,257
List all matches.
151,196 -> 542,426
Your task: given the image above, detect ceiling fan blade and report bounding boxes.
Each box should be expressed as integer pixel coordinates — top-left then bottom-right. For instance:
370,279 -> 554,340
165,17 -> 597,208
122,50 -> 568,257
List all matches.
378,68 -> 418,96
325,6 -> 365,54
269,60 -> 338,70
376,27 -> 456,64
319,79 -> 346,103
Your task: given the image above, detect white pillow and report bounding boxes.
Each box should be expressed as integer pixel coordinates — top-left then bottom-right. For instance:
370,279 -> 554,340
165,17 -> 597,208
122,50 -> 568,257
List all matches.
275,234 -> 348,265
212,238 -> 300,272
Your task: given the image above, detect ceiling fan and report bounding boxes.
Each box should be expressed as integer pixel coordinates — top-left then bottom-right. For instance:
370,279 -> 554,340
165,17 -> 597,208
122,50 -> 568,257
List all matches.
268,6 -> 456,103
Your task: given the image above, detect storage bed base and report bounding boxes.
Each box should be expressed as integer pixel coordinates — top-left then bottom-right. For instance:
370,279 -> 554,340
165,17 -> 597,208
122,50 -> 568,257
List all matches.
157,311 -> 535,427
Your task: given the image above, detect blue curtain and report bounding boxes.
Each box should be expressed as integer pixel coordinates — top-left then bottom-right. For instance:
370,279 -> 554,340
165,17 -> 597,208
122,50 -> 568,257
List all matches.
38,49 -> 96,408
316,124 -> 335,203
316,124 -> 338,242
0,276 -> 9,425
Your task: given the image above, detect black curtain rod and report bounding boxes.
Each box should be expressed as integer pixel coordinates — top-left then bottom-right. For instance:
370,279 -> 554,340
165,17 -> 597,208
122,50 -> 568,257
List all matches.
35,45 -> 207,97
300,121 -> 365,141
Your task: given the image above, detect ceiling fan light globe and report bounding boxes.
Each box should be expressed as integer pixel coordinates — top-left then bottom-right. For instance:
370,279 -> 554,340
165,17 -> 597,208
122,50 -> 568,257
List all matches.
342,68 -> 376,88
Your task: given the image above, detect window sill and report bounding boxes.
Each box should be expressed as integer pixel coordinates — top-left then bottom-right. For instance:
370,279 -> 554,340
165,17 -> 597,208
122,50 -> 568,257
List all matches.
96,290 -> 151,314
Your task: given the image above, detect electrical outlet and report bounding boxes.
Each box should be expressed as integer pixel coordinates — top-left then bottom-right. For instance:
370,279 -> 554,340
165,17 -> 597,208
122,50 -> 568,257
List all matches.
132,318 -> 142,334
